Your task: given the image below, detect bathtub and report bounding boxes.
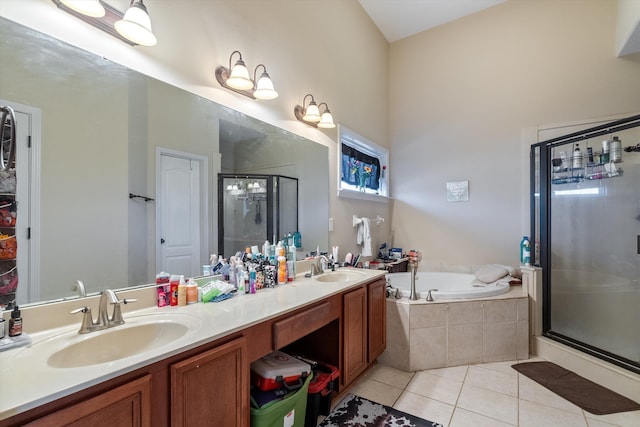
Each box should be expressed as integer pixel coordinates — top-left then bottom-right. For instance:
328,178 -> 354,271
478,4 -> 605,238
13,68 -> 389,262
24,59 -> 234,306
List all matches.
386,271 -> 510,299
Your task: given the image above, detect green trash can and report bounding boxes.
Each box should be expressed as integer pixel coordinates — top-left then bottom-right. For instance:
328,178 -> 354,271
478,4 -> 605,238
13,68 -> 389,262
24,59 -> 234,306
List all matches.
250,373 -> 313,427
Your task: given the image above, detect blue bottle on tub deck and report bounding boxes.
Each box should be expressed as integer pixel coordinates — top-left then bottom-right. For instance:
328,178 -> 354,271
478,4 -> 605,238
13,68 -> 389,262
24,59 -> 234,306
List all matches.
520,236 -> 531,266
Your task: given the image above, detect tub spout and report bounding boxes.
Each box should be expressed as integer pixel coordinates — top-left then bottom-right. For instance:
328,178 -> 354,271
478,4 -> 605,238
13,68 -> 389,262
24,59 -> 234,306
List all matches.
409,262 -> 419,300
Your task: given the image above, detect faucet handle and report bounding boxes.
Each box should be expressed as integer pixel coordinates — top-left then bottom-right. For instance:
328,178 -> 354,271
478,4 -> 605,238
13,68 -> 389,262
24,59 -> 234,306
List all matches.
70,306 -> 95,334
120,298 -> 137,305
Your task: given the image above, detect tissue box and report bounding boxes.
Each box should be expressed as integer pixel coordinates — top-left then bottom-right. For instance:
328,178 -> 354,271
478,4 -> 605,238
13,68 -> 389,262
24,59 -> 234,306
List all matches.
389,248 -> 402,259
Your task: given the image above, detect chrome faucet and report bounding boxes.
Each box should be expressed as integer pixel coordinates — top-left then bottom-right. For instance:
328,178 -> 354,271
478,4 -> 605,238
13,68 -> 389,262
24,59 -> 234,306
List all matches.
71,289 -> 136,334
408,250 -> 422,301
311,255 -> 331,276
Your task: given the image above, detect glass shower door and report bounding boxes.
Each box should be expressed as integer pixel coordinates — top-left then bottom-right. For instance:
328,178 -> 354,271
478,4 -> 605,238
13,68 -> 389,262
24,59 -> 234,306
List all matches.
547,125 -> 640,369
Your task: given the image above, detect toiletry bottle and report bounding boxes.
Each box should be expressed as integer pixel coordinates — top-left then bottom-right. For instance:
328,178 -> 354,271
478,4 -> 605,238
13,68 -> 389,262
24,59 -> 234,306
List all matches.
572,143 -> 583,169
0,316 -> 5,339
169,275 -> 180,306
177,275 -> 187,306
611,136 -> 622,162
249,266 -> 256,294
277,255 -> 287,285
9,305 -> 22,337
293,231 -> 302,249
186,279 -> 198,304
520,236 -> 531,266
601,140 -> 610,163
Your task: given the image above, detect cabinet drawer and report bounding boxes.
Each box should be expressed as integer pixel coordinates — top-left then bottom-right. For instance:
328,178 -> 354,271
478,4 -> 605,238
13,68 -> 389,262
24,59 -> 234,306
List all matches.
273,302 -> 332,349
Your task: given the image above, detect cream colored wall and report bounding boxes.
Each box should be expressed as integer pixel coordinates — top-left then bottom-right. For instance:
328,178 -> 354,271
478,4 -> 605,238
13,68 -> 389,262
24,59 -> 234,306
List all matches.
389,0 -> 640,268
0,0 -> 391,260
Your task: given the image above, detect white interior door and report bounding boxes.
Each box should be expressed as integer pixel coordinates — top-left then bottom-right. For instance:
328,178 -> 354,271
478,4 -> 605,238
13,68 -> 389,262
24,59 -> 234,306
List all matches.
157,151 -> 203,277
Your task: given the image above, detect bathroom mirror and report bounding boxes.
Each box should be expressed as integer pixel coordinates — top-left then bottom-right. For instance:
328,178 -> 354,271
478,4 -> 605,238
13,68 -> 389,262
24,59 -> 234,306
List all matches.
0,17 -> 329,306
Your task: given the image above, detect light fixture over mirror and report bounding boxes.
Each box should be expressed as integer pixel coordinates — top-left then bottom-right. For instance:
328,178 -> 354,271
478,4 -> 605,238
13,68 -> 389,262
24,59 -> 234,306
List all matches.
52,0 -> 156,46
59,0 -> 105,17
115,0 -> 157,46
215,51 -> 278,100
294,94 -> 336,129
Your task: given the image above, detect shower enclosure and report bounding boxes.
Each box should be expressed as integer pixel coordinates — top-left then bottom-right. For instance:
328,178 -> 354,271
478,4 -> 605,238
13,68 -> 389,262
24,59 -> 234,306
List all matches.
530,114 -> 640,374
218,174 -> 298,257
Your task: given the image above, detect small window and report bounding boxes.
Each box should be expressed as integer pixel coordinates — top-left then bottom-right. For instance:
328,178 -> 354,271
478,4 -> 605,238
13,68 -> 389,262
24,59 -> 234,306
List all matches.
338,126 -> 388,202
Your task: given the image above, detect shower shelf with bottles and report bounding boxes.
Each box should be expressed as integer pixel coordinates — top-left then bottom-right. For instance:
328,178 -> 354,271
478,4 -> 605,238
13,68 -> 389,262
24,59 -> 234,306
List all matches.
551,142 -> 624,185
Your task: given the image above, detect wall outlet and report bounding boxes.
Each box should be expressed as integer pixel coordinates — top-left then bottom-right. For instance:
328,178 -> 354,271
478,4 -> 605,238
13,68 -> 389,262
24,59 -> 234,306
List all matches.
328,218 -> 334,231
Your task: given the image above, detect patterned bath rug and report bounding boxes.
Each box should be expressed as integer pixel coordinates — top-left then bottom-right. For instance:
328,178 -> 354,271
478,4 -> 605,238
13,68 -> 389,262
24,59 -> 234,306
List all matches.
317,394 -> 443,427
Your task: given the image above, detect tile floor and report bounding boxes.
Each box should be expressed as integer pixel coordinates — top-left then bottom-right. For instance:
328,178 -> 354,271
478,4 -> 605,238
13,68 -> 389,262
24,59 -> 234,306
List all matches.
342,357 -> 640,427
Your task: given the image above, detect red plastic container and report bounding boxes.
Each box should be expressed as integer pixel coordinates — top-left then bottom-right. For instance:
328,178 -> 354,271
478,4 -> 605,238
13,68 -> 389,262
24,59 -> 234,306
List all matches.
251,351 -> 311,392
305,362 -> 339,427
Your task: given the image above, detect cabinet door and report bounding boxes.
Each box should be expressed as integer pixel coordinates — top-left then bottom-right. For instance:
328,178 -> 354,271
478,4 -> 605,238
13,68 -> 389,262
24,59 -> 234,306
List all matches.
343,286 -> 367,386
24,375 -> 151,427
171,336 -> 248,427
368,278 -> 387,362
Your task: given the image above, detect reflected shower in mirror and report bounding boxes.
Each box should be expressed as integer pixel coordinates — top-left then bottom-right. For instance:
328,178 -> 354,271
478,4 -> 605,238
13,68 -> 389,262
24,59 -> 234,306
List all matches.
0,17 -> 329,307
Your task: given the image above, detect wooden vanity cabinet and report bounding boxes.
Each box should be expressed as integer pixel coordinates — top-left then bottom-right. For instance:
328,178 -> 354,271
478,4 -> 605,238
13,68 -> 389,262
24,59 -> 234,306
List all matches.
171,336 -> 248,427
342,278 -> 387,388
343,286 -> 368,386
22,375 -> 152,427
367,277 -> 387,363
2,274 -> 387,427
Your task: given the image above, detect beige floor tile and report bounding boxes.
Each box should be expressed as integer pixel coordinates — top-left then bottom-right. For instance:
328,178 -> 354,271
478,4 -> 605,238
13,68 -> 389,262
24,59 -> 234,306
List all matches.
585,418 -> 621,427
586,410 -> 640,427
449,407 -> 515,427
518,374 -> 583,415
405,371 -> 463,405
465,365 -> 518,396
424,365 -> 469,383
457,383 -> 518,425
475,360 -> 520,376
349,377 -> 403,407
519,399 -> 589,427
361,363 -> 414,389
393,390 -> 455,427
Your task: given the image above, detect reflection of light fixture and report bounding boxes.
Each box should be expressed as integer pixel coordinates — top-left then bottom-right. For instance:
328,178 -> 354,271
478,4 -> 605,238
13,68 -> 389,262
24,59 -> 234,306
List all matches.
215,51 -> 278,100
115,0 -> 157,46
59,0 -> 105,17
294,94 -> 336,129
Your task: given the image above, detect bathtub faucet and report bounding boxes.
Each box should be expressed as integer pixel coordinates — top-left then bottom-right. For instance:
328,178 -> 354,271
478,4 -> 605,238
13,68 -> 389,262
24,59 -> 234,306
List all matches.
407,250 -> 422,301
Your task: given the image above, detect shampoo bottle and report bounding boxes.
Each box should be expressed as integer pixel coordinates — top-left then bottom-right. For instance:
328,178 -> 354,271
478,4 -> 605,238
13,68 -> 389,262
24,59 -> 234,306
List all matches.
177,275 -> 187,306
277,255 -> 287,285
520,236 -> 531,266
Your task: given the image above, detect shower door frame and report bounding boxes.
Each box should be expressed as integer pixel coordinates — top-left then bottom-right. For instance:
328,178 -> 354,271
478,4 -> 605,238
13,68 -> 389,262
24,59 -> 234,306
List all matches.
530,113 -> 640,375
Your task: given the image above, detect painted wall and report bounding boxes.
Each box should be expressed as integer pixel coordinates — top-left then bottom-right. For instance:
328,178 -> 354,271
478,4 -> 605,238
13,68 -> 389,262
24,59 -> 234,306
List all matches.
0,0 -> 391,262
390,0 -> 640,268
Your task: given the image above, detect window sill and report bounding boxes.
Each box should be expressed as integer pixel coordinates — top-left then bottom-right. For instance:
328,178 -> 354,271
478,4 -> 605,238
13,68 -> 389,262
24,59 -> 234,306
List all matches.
337,188 -> 389,203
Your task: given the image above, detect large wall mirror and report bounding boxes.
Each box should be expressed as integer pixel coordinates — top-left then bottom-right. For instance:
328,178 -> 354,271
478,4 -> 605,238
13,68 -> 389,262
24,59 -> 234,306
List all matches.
0,17 -> 329,307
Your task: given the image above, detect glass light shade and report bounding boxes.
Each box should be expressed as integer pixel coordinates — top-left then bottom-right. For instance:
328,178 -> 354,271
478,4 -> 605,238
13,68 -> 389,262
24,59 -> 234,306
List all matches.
317,111 -> 336,128
303,102 -> 321,122
226,60 -> 254,90
114,1 -> 157,46
253,73 -> 278,100
60,0 -> 105,17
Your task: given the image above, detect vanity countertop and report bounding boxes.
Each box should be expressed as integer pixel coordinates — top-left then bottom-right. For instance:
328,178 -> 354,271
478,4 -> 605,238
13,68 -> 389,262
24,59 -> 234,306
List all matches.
0,268 -> 386,420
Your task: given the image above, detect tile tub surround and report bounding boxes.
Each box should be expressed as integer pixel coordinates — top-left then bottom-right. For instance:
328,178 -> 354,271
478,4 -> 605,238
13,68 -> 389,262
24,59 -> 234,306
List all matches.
378,288 -> 529,371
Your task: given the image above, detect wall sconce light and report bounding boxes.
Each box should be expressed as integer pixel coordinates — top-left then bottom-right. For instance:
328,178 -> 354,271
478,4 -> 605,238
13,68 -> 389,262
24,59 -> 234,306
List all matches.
215,51 -> 278,100
59,0 -> 105,17
115,0 -> 157,46
294,94 -> 336,129
52,0 -> 156,46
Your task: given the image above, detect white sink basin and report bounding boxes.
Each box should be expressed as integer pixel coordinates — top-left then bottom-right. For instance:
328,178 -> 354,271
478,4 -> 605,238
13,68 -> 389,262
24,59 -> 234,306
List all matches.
314,270 -> 367,283
24,313 -> 202,369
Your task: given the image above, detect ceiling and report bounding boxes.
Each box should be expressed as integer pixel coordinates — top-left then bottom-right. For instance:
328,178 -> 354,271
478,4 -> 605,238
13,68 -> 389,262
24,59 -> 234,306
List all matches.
358,0 -> 506,43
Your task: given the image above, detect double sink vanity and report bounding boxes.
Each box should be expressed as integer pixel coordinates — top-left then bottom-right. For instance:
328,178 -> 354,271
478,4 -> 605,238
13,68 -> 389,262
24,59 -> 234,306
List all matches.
0,268 -> 387,426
